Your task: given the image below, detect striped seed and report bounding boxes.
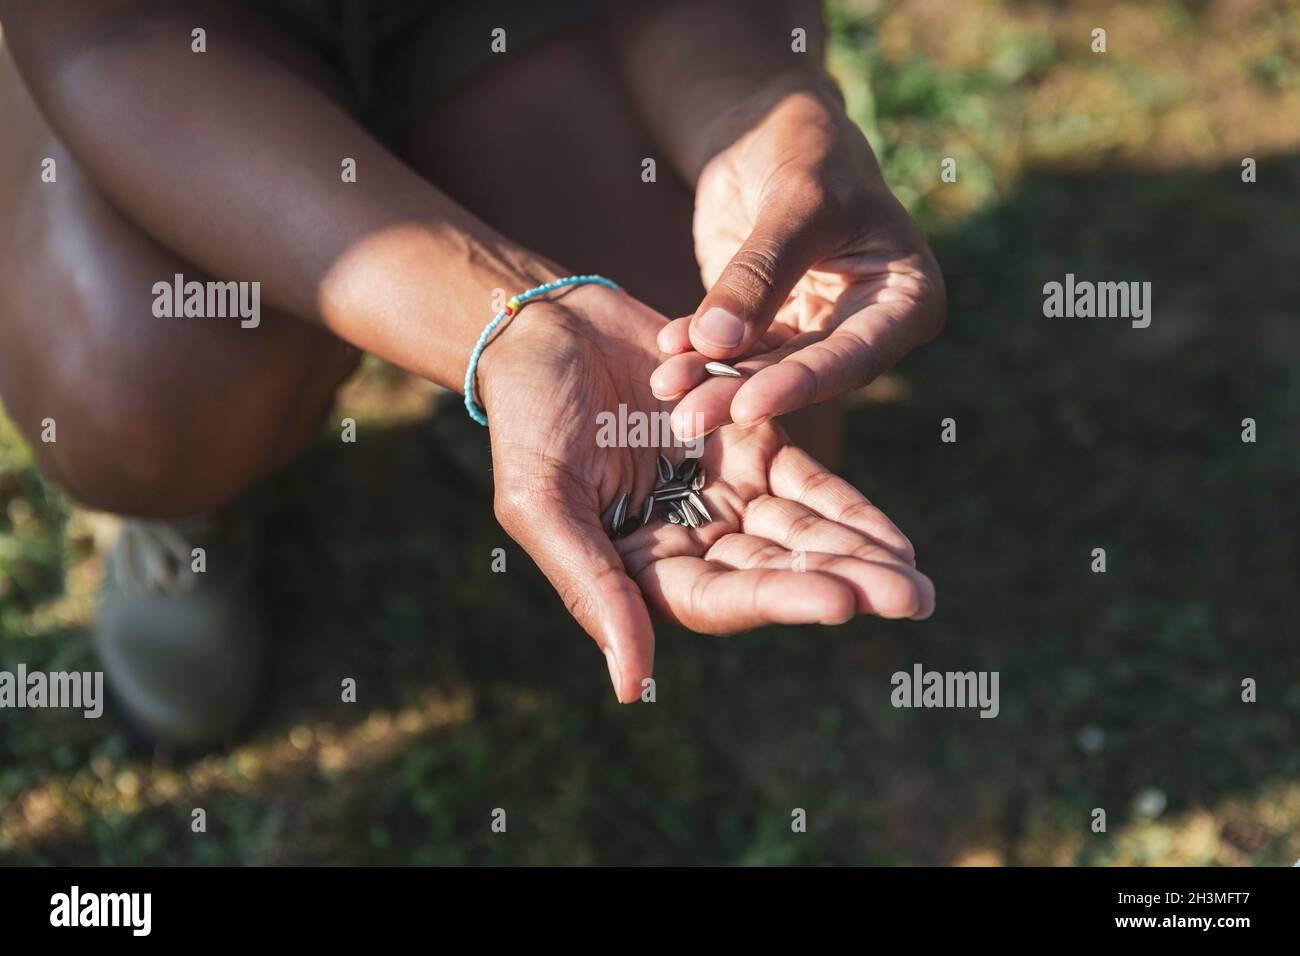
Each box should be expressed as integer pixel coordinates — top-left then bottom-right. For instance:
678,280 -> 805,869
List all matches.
656,454 -> 674,483
640,495 -> 655,527
704,361 -> 742,378
610,492 -> 628,535
677,500 -> 701,528
685,490 -> 712,523
653,487 -> 692,502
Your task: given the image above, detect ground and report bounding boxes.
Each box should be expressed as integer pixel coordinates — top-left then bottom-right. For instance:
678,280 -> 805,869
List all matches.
1,0 -> 1298,865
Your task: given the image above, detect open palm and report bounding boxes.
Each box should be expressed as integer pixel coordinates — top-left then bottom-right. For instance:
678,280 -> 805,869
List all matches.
482,285 -> 933,702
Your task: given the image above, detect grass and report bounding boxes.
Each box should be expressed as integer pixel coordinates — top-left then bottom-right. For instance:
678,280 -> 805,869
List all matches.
2,0 -> 1298,865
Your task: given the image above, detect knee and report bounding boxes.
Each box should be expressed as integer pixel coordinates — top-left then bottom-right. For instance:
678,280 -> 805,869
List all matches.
21,322 -> 311,520
29,317 -> 358,519
3,189 -> 355,518
31,373 -> 255,519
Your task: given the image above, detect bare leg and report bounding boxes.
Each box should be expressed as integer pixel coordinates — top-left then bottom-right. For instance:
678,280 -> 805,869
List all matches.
396,23 -> 703,319
0,18 -> 841,524
0,41 -> 359,519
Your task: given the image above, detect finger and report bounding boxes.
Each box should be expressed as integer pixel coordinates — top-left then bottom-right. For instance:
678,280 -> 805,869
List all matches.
707,534 -> 935,620
664,351 -> 790,439
656,335 -> 806,435
498,489 -> 654,703
730,296 -> 927,424
633,553 -> 857,633
739,494 -> 916,566
656,315 -> 693,355
668,374 -> 744,441
689,200 -> 830,359
768,444 -> 916,563
650,350 -> 712,402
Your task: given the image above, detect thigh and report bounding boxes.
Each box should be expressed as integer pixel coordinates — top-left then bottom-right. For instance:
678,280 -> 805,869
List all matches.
0,30 -> 359,516
394,22 -> 704,319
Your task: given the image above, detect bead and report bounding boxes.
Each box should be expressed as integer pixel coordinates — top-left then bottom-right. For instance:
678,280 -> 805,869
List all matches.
464,275 -> 622,426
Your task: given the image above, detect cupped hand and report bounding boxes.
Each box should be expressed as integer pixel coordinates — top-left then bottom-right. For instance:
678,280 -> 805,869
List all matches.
651,81 -> 946,439
480,284 -> 934,703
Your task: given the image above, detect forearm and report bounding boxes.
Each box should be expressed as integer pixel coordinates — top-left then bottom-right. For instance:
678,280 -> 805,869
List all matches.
604,0 -> 839,183
0,0 -> 558,392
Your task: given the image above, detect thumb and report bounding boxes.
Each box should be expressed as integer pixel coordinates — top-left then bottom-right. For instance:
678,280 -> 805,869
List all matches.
690,201 -> 827,358
496,489 -> 654,703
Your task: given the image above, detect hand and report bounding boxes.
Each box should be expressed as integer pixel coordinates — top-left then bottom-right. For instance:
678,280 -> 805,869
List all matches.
480,284 -> 934,703
651,82 -> 947,439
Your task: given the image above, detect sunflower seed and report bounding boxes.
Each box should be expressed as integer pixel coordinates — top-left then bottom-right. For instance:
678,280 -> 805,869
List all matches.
639,439 -> 713,531
704,361 -> 742,378
653,487 -> 692,502
678,499 -> 702,528
656,454 -> 674,483
610,492 -> 628,535
685,490 -> 712,523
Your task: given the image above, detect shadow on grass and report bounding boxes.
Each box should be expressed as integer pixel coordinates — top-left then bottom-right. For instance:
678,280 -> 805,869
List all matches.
4,153 -> 1298,865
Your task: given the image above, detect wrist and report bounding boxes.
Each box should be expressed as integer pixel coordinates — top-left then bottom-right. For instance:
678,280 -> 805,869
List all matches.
450,246 -> 567,394
690,68 -> 845,179
471,285 -> 614,422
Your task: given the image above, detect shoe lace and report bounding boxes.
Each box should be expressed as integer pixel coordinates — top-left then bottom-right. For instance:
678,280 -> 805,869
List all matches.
113,520 -> 199,598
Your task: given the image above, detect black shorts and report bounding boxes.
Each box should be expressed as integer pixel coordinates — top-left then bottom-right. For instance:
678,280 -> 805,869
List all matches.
238,0 -> 601,141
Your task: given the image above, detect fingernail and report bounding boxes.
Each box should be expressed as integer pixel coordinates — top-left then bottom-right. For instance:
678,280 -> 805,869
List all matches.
604,648 -> 623,702
695,307 -> 745,349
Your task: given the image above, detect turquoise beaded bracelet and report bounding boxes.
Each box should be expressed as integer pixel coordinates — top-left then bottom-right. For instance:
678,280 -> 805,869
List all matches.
463,274 -> 622,426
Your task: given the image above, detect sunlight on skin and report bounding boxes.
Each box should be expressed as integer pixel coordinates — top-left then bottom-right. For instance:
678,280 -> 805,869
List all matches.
653,257 -> 938,439
613,434 -> 929,631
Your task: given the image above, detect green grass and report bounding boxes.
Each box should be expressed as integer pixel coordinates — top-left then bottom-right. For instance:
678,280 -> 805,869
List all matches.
2,0 -> 1298,865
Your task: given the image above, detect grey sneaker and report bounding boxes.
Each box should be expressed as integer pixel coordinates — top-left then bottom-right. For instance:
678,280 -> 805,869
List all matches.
94,513 -> 267,750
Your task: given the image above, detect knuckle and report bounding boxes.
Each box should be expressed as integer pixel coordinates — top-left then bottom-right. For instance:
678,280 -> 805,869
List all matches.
785,510 -> 822,546
723,240 -> 783,297
556,578 -> 595,624
797,468 -> 837,504
492,488 -> 530,528
839,500 -> 880,529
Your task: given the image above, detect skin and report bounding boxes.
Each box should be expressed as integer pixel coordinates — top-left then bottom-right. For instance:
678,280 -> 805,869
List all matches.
0,1 -> 942,702
482,287 -> 932,702
610,2 -> 948,437
653,86 -> 947,439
